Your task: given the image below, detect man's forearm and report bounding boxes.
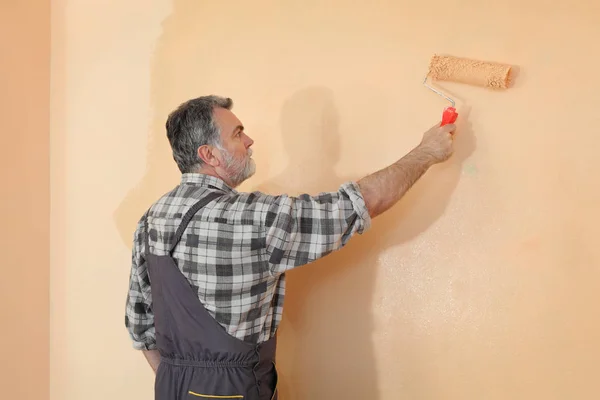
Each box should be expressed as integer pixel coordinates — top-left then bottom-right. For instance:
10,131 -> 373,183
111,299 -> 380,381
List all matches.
358,145 -> 435,218
143,349 -> 161,374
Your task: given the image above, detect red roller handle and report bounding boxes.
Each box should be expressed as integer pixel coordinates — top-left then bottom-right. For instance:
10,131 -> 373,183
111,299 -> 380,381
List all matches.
441,106 -> 458,126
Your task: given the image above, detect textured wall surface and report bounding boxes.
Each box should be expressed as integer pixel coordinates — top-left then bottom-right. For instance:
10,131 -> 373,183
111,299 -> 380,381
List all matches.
51,1 -> 600,399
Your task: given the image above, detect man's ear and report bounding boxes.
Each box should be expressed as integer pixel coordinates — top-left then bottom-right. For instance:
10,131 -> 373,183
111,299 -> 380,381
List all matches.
197,145 -> 220,167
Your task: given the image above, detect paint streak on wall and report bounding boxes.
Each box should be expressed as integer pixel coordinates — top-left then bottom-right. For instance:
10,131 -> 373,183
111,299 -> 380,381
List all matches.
51,1 -> 600,399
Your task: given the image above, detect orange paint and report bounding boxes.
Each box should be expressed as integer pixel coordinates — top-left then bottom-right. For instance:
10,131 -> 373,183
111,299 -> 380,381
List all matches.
1,1 -> 50,399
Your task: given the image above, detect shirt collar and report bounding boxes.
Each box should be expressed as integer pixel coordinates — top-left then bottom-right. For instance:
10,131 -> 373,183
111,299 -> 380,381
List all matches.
180,173 -> 236,193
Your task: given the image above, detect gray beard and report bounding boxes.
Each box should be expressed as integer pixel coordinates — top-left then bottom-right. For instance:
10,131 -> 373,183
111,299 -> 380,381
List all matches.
222,150 -> 255,187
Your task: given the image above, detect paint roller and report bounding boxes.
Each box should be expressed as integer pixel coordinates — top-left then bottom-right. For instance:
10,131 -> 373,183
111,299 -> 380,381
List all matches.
423,54 -> 512,126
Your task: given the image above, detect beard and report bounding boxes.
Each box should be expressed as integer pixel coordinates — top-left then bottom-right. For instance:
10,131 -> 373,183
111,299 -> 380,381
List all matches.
221,148 -> 256,187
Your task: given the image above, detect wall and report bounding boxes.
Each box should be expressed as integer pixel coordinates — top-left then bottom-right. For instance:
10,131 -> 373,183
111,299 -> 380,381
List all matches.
0,0 -> 50,399
51,1 -> 600,399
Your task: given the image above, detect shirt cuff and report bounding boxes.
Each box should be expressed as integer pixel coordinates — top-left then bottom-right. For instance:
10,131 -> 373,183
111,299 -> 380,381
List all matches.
132,341 -> 157,351
340,181 -> 372,234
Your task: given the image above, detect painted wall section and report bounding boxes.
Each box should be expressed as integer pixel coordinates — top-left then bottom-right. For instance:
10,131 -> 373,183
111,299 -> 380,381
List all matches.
1,1 -> 50,399
51,1 -> 600,399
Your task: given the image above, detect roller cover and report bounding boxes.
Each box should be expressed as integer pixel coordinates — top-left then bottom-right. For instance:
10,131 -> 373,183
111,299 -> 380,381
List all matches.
428,54 -> 512,89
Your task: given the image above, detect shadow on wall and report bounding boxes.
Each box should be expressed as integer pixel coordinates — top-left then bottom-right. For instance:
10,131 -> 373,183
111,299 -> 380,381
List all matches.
254,87 -> 380,399
255,87 -> 476,399
113,0 -> 477,398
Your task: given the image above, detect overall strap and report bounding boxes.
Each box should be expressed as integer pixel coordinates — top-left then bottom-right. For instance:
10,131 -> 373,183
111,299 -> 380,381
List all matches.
143,210 -> 150,257
169,191 -> 224,255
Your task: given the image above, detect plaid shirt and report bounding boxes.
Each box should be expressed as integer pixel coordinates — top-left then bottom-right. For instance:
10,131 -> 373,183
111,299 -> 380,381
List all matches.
125,173 -> 371,349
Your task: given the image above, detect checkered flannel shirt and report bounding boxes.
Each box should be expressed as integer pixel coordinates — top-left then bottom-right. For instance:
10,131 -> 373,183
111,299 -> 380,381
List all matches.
125,173 -> 371,348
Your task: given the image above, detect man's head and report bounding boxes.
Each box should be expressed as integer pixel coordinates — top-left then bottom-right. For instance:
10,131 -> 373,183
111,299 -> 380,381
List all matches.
166,95 -> 255,187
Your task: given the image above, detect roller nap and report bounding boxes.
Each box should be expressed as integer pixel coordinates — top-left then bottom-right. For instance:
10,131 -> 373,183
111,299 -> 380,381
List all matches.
428,55 -> 512,89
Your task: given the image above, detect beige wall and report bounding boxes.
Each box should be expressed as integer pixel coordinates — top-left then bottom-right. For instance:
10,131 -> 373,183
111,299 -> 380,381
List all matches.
1,0 -> 50,399
51,0 -> 600,399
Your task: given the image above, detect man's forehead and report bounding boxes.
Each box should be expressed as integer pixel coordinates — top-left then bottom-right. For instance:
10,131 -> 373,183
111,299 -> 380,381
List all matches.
214,107 -> 241,126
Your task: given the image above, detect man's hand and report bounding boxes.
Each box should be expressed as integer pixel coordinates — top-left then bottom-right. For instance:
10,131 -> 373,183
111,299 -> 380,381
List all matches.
143,349 -> 161,374
357,122 -> 457,219
418,123 -> 456,164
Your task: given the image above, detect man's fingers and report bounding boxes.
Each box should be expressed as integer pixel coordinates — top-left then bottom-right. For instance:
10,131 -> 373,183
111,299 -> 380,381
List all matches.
429,122 -> 456,133
440,123 -> 456,134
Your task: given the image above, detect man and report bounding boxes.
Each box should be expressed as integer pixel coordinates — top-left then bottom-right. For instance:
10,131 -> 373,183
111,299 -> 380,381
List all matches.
125,95 -> 456,400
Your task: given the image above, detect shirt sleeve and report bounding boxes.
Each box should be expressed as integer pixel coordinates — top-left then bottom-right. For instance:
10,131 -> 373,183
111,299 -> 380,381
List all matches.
263,181 -> 371,274
125,217 -> 157,350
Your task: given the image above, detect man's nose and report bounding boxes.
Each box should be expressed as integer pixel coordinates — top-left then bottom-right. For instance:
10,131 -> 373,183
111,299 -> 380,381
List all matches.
244,134 -> 254,148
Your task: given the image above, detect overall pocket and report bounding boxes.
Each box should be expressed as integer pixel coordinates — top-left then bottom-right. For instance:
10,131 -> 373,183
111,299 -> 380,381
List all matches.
188,392 -> 244,399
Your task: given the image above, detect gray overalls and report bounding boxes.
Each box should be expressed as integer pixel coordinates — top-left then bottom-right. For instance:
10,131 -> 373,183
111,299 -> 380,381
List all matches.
144,192 -> 279,400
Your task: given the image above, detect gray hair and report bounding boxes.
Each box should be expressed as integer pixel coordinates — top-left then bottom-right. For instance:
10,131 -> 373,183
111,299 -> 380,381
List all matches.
165,95 -> 233,173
